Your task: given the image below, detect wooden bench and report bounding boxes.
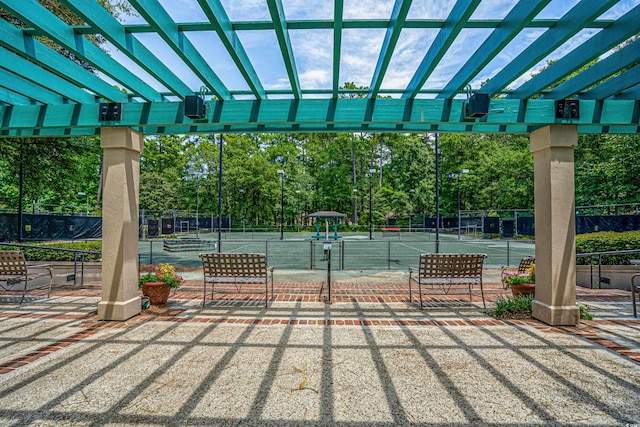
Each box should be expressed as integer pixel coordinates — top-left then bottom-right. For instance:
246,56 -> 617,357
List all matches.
199,253 -> 274,307
408,253 -> 487,309
0,250 -> 53,304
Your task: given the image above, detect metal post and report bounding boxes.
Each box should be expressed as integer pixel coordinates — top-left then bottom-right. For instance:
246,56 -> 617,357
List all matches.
218,134 -> 223,253
457,175 -> 461,240
434,133 -> 440,253
195,181 -> 199,238
18,138 -> 24,242
277,169 -> 286,240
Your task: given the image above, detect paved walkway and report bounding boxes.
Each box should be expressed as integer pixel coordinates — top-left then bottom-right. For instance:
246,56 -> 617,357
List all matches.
0,270 -> 638,426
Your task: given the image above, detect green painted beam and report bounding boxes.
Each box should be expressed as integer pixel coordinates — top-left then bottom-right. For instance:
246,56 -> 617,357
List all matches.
402,0 -> 481,99
481,0 -> 619,96
1,99 -> 637,137
580,67 -> 640,100
266,0 -> 301,99
0,49 -> 96,104
0,20 -> 129,104
512,6 -> 640,100
128,0 -> 231,100
368,0 -> 412,98
333,0 -> 344,97
120,18 -> 620,34
0,69 -> 65,104
0,0 -> 162,102
614,85 -> 640,100
198,0 -> 266,99
544,38 -> 640,100
438,0 -> 551,99
0,87 -> 32,106
60,0 -> 193,98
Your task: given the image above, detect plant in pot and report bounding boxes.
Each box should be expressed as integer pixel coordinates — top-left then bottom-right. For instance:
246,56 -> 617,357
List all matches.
503,263 -> 535,297
139,263 -> 183,306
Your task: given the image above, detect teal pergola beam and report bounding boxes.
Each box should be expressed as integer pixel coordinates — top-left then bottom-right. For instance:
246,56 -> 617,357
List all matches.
437,0 -> 550,99
128,0 -> 231,100
267,0 -> 301,99
60,0 -> 193,98
614,85 -> 640,100
512,5 -> 640,100
481,0 -> 619,96
402,0 -> 481,99
2,98 -> 638,136
199,0 -> 266,99
0,87 -> 32,106
0,49 -> 97,104
368,0 -> 412,98
0,69 -> 65,105
580,67 -> 640,100
0,0 -> 162,102
332,0 -> 344,98
0,20 -> 129,104
116,18 -> 619,34
544,38 -> 640,100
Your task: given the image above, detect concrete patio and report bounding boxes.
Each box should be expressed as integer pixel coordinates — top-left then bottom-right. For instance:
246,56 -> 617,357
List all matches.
0,272 -> 638,426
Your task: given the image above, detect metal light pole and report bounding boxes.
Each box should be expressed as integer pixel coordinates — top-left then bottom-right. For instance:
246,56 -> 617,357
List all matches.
296,189 -> 301,232
448,169 -> 469,240
352,188 -> 357,225
366,168 -> 376,240
239,189 -> 245,233
77,192 -> 89,216
277,169 -> 286,240
408,188 -> 415,232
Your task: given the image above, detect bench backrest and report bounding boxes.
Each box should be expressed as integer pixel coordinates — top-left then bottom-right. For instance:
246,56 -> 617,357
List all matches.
418,253 -> 486,279
200,253 -> 268,278
517,256 -> 535,274
0,251 -> 28,277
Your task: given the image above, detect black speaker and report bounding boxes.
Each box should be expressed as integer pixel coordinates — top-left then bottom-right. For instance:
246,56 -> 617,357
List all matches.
185,95 -> 205,119
555,99 -> 580,119
466,93 -> 489,118
99,103 -> 123,121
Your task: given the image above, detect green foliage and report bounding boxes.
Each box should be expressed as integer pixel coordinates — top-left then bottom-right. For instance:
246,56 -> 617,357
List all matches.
138,263 -> 183,288
578,304 -> 594,321
0,241 -> 101,261
576,231 -> 640,265
492,296 -> 594,320
492,295 -> 534,318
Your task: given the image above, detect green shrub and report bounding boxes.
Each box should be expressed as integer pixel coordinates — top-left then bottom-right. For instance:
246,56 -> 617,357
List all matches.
576,231 -> 640,265
0,241 -> 102,262
492,295 -> 534,318
578,304 -> 594,320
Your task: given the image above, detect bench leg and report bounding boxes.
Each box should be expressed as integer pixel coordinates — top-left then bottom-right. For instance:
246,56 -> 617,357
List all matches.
632,274 -> 640,318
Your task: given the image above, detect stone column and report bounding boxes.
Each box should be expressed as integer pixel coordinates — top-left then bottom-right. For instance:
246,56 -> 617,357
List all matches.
98,127 -> 143,321
530,125 -> 580,326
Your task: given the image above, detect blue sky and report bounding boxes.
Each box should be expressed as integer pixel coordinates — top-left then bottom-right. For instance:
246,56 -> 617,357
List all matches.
100,0 -> 639,99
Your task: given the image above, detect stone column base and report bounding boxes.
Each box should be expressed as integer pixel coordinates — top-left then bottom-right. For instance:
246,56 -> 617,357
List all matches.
98,296 -> 141,321
532,300 -> 579,326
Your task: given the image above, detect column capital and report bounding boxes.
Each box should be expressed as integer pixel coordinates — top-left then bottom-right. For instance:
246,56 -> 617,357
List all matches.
100,127 -> 144,153
530,125 -> 577,153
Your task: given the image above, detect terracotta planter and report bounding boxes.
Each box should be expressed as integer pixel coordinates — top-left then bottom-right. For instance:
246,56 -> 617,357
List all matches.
141,282 -> 171,305
511,283 -> 535,297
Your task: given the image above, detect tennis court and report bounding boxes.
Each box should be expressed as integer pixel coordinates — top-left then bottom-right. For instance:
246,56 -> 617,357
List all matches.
138,231 -> 535,271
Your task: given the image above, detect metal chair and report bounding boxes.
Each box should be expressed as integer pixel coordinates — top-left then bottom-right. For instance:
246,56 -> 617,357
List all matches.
501,256 -> 535,289
0,251 -> 53,304
632,273 -> 640,318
